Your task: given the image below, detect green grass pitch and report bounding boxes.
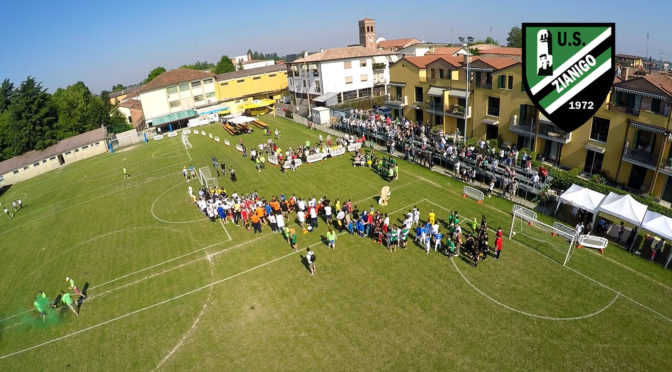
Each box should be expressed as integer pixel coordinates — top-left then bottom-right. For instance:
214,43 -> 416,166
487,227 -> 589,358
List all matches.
0,115 -> 670,370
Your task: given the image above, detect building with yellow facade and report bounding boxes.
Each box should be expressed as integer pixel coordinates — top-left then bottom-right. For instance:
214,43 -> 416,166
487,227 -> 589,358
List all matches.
214,64 -> 288,114
387,52 -> 672,204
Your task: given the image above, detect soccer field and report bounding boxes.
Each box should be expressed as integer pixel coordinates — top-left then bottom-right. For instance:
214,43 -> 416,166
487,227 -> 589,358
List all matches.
0,115 -> 671,370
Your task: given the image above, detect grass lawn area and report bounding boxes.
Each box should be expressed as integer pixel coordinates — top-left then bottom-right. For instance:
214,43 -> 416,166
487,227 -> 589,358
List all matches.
0,115 -> 670,370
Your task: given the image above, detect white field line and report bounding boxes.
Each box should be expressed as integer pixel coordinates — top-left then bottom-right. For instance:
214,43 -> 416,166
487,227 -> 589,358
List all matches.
0,169 -> 182,236
422,198 -> 672,323
155,252 -> 215,369
150,183 -> 208,224
0,238 -> 327,360
451,257 -> 620,321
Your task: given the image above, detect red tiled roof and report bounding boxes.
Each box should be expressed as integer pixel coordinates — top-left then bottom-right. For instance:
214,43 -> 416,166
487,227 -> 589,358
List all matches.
426,46 -> 461,56
471,56 -> 520,70
643,73 -> 672,97
293,46 -> 394,63
479,47 -> 522,56
403,55 -> 443,69
137,68 -> 215,93
377,38 -> 421,50
616,54 -> 641,60
0,127 -> 108,175
119,99 -> 142,110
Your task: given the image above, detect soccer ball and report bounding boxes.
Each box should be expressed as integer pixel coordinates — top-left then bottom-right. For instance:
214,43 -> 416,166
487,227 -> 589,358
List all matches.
512,232 -> 516,236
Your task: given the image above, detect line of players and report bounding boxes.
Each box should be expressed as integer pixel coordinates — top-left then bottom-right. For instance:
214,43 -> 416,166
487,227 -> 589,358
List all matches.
3,199 -> 23,219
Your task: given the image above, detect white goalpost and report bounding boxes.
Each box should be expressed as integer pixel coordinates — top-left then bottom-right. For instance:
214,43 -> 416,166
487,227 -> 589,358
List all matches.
509,205 -> 580,266
198,166 -> 218,189
463,186 -> 484,204
182,133 -> 192,150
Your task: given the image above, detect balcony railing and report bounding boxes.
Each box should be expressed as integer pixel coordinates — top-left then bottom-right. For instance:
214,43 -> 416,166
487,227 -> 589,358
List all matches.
622,147 -> 657,169
509,118 -> 536,136
444,104 -> 472,118
537,121 -> 571,143
607,102 -> 640,116
426,103 -> 444,115
385,95 -> 408,107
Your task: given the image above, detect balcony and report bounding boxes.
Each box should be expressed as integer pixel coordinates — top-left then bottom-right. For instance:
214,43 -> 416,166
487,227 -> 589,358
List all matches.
444,104 -> 472,119
426,103 -> 444,116
385,95 -> 408,108
661,158 -> 672,176
537,120 -> 571,143
373,73 -> 385,85
509,118 -> 536,137
622,147 -> 657,170
607,102 -> 640,116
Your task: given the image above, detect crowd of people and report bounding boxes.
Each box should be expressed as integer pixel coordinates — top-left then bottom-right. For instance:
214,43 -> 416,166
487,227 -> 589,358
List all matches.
338,111 -> 551,199
188,184 -> 504,270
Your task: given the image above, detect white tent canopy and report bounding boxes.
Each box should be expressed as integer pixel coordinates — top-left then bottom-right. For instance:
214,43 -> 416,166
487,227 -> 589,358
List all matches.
555,184 -> 606,214
597,192 -> 648,227
228,116 -> 256,125
641,211 -> 672,241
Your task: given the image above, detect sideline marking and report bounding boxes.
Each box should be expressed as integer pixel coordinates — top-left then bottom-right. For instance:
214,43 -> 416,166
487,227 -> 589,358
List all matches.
451,257 -> 620,321
150,182 -> 208,224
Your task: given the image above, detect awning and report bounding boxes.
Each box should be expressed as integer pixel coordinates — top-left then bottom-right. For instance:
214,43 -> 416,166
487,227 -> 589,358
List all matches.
613,86 -> 668,101
584,143 -> 606,154
427,87 -> 445,96
389,82 -> 406,87
150,109 -> 197,126
197,103 -> 229,115
482,118 -> 499,126
372,56 -> 388,64
313,92 -> 337,103
449,89 -> 468,98
630,121 -> 666,134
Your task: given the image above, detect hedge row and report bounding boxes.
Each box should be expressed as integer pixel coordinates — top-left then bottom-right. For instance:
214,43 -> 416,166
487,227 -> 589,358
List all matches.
548,167 -> 672,219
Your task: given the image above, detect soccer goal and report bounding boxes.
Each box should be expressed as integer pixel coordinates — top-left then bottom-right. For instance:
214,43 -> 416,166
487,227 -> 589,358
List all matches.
463,186 -> 484,204
510,205 -> 579,266
198,166 -> 218,189
182,133 -> 192,150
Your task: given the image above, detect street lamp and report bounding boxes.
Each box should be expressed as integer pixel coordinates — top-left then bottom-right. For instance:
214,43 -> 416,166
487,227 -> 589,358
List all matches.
457,36 -> 473,146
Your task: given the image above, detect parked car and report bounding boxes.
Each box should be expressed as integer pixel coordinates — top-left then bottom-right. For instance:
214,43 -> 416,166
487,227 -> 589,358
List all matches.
375,106 -> 391,117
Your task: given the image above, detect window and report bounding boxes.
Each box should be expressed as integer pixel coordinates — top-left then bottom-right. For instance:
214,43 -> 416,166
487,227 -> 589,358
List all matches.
179,83 -> 189,92
95,142 -> 99,145
360,59 -> 367,67
23,166 -> 28,170
221,82 -> 228,86
430,68 -> 436,79
237,79 -> 245,83
269,74 -> 276,77
13,170 -> 19,174
343,90 -> 357,101
590,117 -> 610,142
75,149 -> 79,152
82,145 -> 88,149
42,160 -> 47,163
360,74 -> 368,82
253,77 -> 261,80
194,95 -> 204,102
345,76 -> 353,84
33,162 -> 39,167
50,156 -> 56,160
584,150 -> 604,175
167,86 -> 178,94
202,78 -> 213,85
487,97 -> 500,117
344,61 -> 352,69
497,75 -> 506,89
191,81 -> 201,88
651,98 -> 661,113
415,86 -> 423,103
65,151 -> 71,155
169,100 -> 180,108
439,69 -> 444,79
303,81 -> 306,87
508,76 -> 513,90
206,92 -> 215,99
475,72 -> 482,88
485,72 -> 493,88
315,81 -> 321,92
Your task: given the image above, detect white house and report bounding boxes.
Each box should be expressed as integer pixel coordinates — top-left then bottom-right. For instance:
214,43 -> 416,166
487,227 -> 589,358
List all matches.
137,68 -> 218,130
287,46 -> 397,108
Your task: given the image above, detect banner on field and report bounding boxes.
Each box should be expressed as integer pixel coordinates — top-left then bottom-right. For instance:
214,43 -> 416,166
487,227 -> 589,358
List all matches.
153,135 -> 164,141
329,147 -> 346,157
283,159 -> 302,169
306,153 -> 326,163
347,142 -> 362,152
235,144 -> 244,152
268,155 -> 279,165
168,132 -> 178,137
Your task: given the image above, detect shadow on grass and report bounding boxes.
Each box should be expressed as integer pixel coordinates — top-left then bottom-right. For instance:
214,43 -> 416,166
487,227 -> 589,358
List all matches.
300,255 -> 311,274
0,184 -> 11,199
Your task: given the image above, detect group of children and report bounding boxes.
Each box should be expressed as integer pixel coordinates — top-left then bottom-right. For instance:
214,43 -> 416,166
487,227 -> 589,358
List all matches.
33,276 -> 86,320
2,198 -> 23,219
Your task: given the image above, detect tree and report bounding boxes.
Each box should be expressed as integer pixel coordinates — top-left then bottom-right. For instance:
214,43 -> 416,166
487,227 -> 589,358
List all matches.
52,81 -> 109,139
181,61 -> 215,70
213,56 -> 235,74
145,67 -> 166,84
0,79 -> 13,112
111,83 -> 125,92
5,77 -> 58,155
507,26 -> 522,48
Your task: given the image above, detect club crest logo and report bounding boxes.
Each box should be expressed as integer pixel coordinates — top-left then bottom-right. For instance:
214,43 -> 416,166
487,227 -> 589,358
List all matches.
522,23 -> 615,132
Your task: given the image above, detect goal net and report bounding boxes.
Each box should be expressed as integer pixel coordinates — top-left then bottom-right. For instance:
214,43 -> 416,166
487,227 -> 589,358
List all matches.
509,205 -> 579,266
182,133 -> 192,150
198,166 -> 218,189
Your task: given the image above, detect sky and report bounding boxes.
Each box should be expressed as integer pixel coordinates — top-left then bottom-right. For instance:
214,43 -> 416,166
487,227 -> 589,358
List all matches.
1,0 -> 670,94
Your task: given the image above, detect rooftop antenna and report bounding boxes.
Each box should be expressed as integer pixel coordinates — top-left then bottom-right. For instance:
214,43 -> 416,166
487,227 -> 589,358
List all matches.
489,26 -> 493,44
646,32 -> 649,59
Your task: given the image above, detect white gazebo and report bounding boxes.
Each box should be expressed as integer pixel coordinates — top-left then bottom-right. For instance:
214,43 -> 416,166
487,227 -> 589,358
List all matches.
596,192 -> 648,227
555,184 -> 606,216
641,211 -> 672,268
